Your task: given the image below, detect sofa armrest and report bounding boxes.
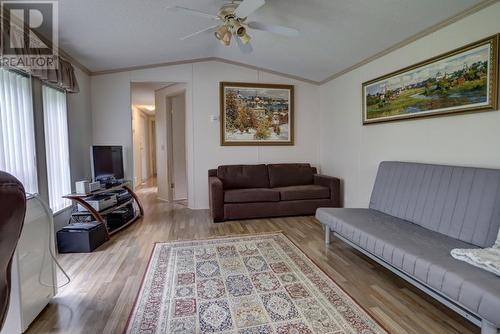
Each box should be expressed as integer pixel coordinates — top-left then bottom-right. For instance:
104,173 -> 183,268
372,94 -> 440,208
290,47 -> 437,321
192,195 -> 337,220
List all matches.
314,174 -> 341,207
208,176 -> 224,222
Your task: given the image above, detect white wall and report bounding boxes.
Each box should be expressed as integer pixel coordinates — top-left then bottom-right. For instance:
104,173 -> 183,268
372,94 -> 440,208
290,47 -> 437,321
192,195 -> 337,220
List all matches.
91,61 -> 320,208
319,2 -> 500,208
191,62 -> 321,208
67,67 -> 93,186
91,71 -> 133,180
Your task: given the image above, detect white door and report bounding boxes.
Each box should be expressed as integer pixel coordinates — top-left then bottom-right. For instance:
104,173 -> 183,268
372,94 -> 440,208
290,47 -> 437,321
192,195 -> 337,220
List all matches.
140,115 -> 148,182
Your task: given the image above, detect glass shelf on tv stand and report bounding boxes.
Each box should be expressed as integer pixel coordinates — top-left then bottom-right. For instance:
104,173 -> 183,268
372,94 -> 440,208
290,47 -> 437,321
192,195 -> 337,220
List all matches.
66,180 -> 133,198
63,180 -> 143,239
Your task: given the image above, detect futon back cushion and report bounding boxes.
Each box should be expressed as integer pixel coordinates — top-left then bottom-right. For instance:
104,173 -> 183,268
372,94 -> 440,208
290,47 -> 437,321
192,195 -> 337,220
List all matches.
268,163 -> 314,188
217,164 -> 269,189
370,161 -> 500,248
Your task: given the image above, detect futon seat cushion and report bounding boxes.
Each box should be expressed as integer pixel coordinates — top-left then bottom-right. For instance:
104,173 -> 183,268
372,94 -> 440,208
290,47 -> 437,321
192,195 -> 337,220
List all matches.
275,185 -> 330,201
316,207 -> 500,327
224,188 -> 280,203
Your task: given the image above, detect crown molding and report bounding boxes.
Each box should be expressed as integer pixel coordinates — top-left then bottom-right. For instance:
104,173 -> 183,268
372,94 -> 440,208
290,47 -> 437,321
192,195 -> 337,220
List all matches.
89,0 -> 498,85
91,57 -> 213,76
318,0 -> 499,85
90,57 -> 321,85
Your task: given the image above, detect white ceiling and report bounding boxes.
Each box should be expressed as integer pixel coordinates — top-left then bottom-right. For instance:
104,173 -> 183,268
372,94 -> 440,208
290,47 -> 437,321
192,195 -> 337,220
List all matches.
58,0 -> 485,82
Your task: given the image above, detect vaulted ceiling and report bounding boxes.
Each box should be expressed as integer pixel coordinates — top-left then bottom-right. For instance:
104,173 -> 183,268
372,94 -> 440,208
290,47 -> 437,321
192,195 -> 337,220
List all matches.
58,0 -> 486,82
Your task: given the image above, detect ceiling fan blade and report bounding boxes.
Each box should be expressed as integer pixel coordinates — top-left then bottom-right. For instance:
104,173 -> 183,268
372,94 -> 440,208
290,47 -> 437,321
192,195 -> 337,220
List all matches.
235,0 -> 266,18
167,6 -> 219,21
247,21 -> 299,37
236,37 -> 253,54
180,25 -> 219,41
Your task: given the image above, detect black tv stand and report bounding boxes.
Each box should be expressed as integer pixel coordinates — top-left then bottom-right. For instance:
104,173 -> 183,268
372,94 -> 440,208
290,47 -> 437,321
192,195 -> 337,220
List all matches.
63,181 -> 144,238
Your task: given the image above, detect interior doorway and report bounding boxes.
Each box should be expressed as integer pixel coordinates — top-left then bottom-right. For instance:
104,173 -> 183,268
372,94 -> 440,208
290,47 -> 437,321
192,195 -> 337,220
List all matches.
167,92 -> 187,201
149,119 -> 157,177
154,84 -> 188,203
131,82 -> 170,188
140,113 -> 148,182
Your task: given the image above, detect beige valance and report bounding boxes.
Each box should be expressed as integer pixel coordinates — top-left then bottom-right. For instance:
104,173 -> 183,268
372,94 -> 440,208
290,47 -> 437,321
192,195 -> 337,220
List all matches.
1,12 -> 80,93
30,57 -> 80,93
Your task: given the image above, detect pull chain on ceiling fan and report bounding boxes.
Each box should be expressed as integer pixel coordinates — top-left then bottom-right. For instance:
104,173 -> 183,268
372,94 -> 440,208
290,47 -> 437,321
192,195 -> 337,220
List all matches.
167,0 -> 299,53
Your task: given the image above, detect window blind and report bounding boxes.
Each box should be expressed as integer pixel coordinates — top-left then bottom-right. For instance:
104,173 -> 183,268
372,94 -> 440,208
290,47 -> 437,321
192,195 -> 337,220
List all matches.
42,85 -> 71,212
0,68 -> 38,194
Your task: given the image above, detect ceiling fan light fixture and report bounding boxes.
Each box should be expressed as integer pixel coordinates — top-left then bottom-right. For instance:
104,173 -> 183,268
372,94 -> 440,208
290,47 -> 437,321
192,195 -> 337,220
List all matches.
175,0 -> 298,50
214,25 -> 229,40
215,24 -> 233,46
239,32 -> 251,44
221,31 -> 232,46
231,20 -> 245,36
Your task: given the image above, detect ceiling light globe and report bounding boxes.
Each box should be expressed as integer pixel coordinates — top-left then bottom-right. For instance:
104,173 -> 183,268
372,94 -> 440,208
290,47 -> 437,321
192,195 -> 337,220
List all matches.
216,25 -> 232,39
221,31 -> 232,46
239,32 -> 251,45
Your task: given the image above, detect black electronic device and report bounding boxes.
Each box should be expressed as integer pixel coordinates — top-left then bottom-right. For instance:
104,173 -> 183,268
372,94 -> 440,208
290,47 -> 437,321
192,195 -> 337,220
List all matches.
91,146 -> 125,182
57,222 -> 107,253
105,203 -> 135,231
105,189 -> 132,204
77,194 -> 117,212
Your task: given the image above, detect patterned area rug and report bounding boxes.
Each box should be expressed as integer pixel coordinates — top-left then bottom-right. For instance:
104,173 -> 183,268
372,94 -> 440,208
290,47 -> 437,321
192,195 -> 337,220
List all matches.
125,233 -> 387,334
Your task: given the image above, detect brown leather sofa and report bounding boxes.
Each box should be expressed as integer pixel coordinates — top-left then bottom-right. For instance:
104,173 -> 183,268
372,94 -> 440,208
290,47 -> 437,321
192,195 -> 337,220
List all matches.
0,172 -> 26,330
208,163 -> 340,222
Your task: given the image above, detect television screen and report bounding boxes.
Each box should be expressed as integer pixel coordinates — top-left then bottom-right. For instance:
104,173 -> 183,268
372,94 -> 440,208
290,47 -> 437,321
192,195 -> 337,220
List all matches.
91,146 -> 124,181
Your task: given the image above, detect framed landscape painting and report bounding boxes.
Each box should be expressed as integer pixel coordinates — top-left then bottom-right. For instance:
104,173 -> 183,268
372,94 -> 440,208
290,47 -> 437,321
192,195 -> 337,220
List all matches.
220,82 -> 294,145
363,34 -> 498,124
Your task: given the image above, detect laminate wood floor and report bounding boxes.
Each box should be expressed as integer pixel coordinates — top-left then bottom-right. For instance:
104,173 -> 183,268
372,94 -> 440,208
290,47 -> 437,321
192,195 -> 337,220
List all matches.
27,184 -> 479,334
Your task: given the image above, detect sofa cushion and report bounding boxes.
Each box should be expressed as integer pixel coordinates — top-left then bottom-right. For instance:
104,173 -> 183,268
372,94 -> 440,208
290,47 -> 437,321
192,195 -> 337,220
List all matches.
224,188 -> 279,203
316,208 -> 500,327
275,185 -> 329,201
268,163 -> 314,188
370,161 -> 500,248
225,199 -> 333,220
217,164 -> 269,189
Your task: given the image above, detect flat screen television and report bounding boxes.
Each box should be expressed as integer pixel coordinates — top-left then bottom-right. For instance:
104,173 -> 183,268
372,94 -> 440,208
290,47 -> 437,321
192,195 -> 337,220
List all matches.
91,146 -> 124,181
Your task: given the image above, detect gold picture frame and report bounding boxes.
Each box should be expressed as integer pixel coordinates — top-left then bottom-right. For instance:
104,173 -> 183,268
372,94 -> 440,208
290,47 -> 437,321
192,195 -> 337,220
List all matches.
362,34 -> 499,125
220,82 -> 294,146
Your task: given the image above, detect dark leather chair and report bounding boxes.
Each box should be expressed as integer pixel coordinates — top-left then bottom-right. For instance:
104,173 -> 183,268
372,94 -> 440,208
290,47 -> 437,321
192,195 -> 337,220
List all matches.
0,172 -> 26,330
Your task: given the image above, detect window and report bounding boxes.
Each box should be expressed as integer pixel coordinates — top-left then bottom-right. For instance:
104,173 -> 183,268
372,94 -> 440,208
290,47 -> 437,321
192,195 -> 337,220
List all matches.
0,68 -> 38,194
42,85 -> 71,212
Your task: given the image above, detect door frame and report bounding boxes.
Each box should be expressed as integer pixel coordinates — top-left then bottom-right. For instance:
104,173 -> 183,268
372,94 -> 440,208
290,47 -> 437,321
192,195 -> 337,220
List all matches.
139,113 -> 148,182
165,91 -> 187,202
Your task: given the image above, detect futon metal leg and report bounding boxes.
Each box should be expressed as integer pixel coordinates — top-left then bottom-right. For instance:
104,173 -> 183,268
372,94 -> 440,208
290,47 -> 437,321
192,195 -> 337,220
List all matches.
324,225 -> 331,244
481,320 -> 499,334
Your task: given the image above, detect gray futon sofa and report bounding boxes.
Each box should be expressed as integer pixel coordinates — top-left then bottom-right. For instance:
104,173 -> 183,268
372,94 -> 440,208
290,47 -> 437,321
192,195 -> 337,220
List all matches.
316,161 -> 500,334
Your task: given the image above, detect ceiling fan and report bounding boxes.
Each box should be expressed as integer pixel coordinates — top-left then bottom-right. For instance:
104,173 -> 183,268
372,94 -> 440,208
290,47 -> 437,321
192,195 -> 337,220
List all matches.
167,0 -> 299,53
